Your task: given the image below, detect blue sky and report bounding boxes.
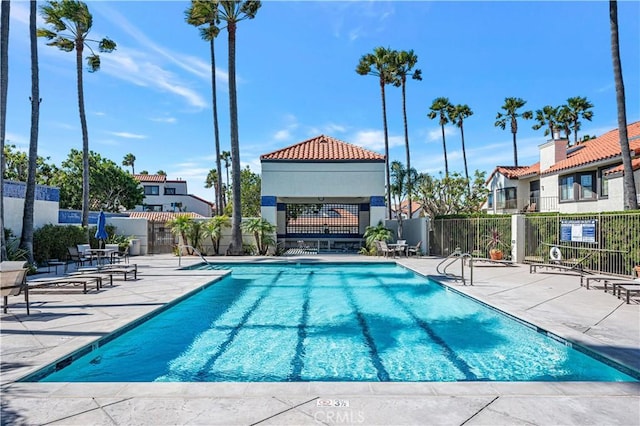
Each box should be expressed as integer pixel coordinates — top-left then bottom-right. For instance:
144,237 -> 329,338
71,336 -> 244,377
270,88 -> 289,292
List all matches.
5,1 -> 640,202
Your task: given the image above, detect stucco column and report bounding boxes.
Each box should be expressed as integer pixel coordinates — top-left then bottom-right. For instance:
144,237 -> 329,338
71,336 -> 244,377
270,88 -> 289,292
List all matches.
260,196 -> 277,228
511,214 -> 525,263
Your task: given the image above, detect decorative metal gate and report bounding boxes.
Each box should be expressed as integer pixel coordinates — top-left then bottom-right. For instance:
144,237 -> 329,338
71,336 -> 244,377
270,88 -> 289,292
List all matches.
147,221 -> 176,254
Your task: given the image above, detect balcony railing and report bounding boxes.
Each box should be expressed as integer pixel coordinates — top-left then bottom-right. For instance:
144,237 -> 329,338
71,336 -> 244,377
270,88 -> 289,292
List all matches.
520,196 -> 558,213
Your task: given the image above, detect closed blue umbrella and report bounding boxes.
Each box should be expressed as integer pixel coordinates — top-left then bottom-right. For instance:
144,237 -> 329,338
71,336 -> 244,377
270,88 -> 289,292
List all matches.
95,211 -> 108,248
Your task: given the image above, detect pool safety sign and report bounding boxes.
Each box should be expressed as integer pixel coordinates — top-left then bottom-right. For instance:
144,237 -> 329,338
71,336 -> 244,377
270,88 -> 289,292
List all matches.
560,219 -> 597,243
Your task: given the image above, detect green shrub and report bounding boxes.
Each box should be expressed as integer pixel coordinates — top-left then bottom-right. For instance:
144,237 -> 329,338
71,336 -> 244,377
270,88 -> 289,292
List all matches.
33,225 -> 89,264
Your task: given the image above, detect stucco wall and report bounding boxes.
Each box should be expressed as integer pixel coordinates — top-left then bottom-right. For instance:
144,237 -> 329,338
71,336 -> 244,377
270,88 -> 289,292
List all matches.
2,181 -> 60,236
261,161 -> 384,197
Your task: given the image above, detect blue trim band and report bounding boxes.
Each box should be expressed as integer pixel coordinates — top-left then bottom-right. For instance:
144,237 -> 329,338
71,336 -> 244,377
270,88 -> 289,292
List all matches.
261,196 -> 277,207
370,196 -> 385,207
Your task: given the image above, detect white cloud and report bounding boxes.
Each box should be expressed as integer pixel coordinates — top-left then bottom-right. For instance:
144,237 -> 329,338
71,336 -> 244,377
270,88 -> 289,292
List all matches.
108,132 -> 147,139
427,126 -> 456,142
150,117 -> 177,124
350,129 -> 403,151
274,129 -> 291,141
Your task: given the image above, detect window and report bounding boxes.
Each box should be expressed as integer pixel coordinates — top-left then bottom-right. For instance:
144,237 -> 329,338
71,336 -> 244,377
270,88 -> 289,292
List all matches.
144,185 -> 159,195
559,172 -> 597,201
487,193 -> 494,208
579,172 -> 596,200
598,167 -> 609,198
286,203 -> 359,235
559,175 -> 574,201
164,187 -> 176,195
495,188 -> 517,209
143,204 -> 162,212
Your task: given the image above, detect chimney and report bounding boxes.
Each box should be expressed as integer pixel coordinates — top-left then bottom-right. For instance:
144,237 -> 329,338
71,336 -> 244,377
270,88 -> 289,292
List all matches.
539,127 -> 567,172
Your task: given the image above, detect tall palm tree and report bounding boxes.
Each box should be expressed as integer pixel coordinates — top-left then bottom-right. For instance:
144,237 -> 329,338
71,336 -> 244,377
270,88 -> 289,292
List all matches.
494,97 -> 532,167
427,97 -> 454,177
0,0 -> 10,260
122,153 -> 135,174
532,105 -> 559,139
356,46 -> 397,220
450,104 -> 473,193
610,0 -> 638,209
565,96 -> 594,145
391,49 -> 421,219
186,0 -> 223,216
215,0 -> 261,255
38,0 -> 116,229
19,0 -> 41,265
556,105 -> 573,141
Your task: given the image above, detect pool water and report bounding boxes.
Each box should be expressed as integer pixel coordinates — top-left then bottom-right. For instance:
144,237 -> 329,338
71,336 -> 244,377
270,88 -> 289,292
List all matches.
29,263 -> 637,382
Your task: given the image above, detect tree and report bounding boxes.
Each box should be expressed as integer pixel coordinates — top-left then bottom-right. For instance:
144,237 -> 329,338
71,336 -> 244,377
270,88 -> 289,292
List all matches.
2,144 -> 57,184
51,149 -> 143,211
122,153 -> 135,174
532,105 -> 559,139
363,221 -> 392,253
414,170 -> 488,219
215,0 -> 261,255
167,214 -> 193,254
450,104 -> 473,193
225,165 -> 260,217
205,168 -> 223,209
556,105 -> 573,141
1,0 -> 10,261
389,160 -> 417,239
356,46 -> 397,220
564,96 -> 594,145
202,215 -> 230,255
186,0 -> 224,216
427,97 -> 454,177
220,149 -> 231,210
494,97 -> 532,166
38,0 -> 116,229
19,0 -> 42,265
241,217 -> 275,255
610,0 -> 638,209
391,49 -> 421,219
156,170 -> 166,176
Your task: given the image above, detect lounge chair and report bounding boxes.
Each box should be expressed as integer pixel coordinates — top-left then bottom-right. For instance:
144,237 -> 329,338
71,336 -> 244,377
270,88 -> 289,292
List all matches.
615,284 -> 640,304
28,275 -> 101,293
98,263 -> 138,280
1,268 -> 30,314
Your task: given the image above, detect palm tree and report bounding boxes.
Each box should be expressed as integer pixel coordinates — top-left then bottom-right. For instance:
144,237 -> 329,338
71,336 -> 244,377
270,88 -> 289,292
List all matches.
220,149 -> 231,209
205,168 -> 223,210
391,49 -> 421,219
167,214 -> 193,254
0,0 -> 10,260
215,0 -> 261,255
19,0 -> 41,265
450,104 -> 473,193
202,215 -> 230,255
122,153 -> 135,174
427,97 -> 454,177
494,97 -> 532,167
565,96 -> 594,145
38,0 -> 116,229
556,105 -> 573,141
610,0 -> 638,209
241,217 -> 275,255
532,105 -> 559,139
389,160 -> 413,239
356,46 -> 397,220
186,0 -> 223,216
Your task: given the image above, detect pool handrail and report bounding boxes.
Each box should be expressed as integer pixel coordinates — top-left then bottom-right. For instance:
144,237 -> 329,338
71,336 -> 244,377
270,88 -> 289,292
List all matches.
436,248 -> 473,286
178,245 -> 210,267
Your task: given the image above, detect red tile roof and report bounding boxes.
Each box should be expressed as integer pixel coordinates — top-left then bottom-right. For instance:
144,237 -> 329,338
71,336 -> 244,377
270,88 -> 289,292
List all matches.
127,212 -> 207,222
486,164 -> 540,184
542,121 -> 640,175
260,135 -> 385,161
604,157 -> 640,175
133,174 -> 166,183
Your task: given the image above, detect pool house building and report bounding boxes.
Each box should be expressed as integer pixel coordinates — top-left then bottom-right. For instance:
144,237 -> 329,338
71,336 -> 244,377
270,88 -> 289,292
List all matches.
260,135 -> 386,252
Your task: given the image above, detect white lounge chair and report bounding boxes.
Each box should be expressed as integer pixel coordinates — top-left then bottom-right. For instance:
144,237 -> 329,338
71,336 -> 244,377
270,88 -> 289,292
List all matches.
1,267 -> 29,314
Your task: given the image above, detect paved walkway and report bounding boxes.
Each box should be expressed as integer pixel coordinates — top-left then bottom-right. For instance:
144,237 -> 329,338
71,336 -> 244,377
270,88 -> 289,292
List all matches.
1,254 -> 639,425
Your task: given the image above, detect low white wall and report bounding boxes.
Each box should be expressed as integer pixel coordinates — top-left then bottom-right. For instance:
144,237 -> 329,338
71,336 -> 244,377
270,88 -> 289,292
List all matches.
107,217 -> 149,255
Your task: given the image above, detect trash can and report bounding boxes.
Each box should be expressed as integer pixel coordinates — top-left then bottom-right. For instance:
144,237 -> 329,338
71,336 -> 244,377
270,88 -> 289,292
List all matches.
129,239 -> 140,256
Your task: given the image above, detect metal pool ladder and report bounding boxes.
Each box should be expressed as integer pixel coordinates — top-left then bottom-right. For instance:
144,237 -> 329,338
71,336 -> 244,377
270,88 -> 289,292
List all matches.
436,248 -> 473,285
178,245 -> 211,267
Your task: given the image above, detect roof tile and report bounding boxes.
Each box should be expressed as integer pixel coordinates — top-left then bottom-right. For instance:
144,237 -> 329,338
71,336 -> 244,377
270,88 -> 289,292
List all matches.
260,135 -> 385,161
127,211 -> 206,222
542,121 -> 640,174
133,174 -> 167,183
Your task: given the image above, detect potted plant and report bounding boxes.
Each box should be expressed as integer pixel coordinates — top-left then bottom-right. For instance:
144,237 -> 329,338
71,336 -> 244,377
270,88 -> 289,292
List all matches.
485,228 -> 506,260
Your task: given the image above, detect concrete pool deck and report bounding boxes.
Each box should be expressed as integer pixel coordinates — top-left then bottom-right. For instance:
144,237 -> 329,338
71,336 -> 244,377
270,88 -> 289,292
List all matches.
1,254 -> 638,425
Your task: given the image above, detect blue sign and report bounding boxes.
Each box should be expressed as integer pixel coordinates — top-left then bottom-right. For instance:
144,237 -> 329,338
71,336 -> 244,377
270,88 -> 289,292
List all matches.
560,219 -> 597,243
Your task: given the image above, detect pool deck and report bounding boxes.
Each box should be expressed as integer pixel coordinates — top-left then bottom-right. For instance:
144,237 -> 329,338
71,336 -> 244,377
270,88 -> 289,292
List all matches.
1,254 -> 639,425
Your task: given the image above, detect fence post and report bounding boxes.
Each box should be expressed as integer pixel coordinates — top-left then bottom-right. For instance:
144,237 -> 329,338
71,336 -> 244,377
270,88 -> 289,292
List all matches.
511,214 -> 526,263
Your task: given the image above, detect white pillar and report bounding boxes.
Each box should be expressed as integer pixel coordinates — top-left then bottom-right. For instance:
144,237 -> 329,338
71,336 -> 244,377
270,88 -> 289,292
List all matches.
511,214 -> 526,263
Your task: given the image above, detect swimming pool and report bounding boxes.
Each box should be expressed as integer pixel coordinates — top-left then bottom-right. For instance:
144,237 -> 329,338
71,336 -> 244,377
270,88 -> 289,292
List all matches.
24,263 -> 637,382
